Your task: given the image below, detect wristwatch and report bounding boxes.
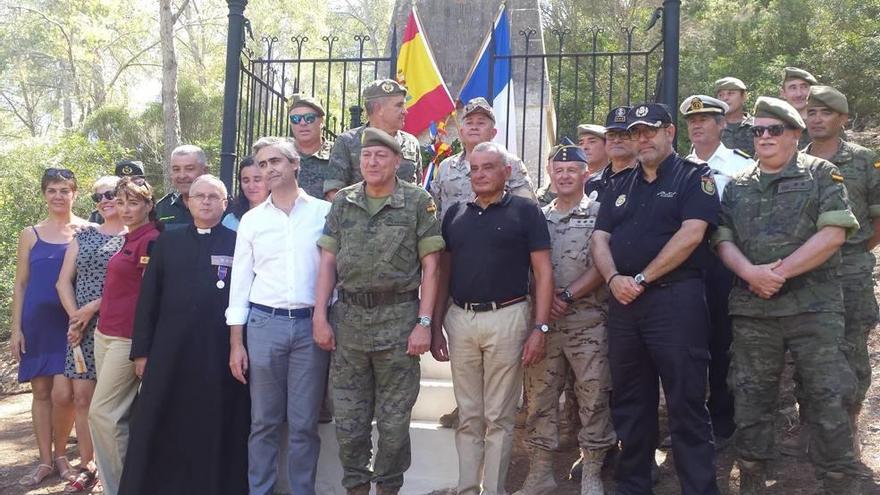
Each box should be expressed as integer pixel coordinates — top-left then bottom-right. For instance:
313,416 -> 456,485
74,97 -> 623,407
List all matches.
634,273 -> 649,287
417,315 -> 432,328
559,288 -> 575,304
535,323 -> 551,334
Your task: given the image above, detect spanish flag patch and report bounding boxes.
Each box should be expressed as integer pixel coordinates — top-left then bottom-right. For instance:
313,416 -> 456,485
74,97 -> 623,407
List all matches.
139,256 -> 150,265
831,172 -> 844,183
874,161 -> 880,169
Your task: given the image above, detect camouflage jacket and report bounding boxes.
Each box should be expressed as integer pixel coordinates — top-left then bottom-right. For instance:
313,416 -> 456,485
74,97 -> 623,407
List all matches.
713,152 -> 859,317
430,150 -> 536,222
296,138 -> 333,199
720,113 -> 755,157
543,195 -> 608,330
323,124 -> 421,194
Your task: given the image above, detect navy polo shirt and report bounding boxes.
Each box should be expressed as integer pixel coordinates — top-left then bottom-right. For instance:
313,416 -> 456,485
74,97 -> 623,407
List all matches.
595,152 -> 720,276
586,164 -> 629,205
442,193 -> 551,303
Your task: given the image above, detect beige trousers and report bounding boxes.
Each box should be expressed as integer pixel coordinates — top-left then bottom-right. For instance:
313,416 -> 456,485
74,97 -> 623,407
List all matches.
445,301 -> 530,495
89,331 -> 139,495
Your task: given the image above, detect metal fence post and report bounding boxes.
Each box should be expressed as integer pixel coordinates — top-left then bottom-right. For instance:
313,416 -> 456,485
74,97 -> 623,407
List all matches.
219,0 -> 248,190
660,0 -> 680,143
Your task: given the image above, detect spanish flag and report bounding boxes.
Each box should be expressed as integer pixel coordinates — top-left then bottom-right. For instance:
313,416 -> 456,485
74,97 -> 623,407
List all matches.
396,6 -> 455,136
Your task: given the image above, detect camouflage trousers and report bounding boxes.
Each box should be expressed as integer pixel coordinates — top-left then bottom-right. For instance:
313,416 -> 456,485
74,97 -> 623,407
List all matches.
330,343 -> 420,490
729,312 -> 858,477
523,321 -> 616,452
840,253 -> 879,407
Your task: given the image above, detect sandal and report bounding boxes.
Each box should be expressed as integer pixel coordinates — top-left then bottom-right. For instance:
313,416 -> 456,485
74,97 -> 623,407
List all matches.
64,469 -> 97,493
55,456 -> 77,482
18,463 -> 54,486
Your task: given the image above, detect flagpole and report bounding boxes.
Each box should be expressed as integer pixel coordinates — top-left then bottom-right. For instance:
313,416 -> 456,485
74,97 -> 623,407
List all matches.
456,3 -> 506,102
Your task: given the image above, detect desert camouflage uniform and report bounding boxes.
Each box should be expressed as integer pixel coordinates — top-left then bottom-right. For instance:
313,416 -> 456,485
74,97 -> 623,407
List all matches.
430,151 -> 536,222
713,152 -> 861,484
523,196 -> 616,453
804,139 -> 880,405
720,113 -> 755,157
296,138 -> 333,199
323,124 -> 421,194
317,179 -> 444,491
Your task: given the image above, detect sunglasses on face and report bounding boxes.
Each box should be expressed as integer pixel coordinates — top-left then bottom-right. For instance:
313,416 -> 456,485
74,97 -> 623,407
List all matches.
44,168 -> 75,180
629,124 -> 669,139
91,191 -> 116,203
751,124 -> 788,138
289,113 -> 318,125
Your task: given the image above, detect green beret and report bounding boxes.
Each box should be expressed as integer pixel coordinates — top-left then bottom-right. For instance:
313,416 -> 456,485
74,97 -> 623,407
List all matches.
361,127 -> 401,154
463,97 -> 495,122
288,94 -> 325,117
577,124 -> 606,139
807,85 -> 849,114
783,67 -> 818,85
714,76 -> 747,92
363,79 -> 407,101
753,96 -> 805,130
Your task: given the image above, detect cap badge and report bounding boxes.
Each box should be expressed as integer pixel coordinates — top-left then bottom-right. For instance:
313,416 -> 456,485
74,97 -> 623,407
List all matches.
122,165 -> 133,174
635,106 -> 648,117
381,82 -> 395,93
689,99 -> 704,112
615,194 -> 627,207
615,107 -> 627,122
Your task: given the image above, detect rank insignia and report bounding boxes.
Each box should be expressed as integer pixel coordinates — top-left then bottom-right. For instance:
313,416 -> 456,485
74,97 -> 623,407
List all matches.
830,172 -> 844,183
615,194 -> 626,207
701,176 -> 716,195
614,107 -> 627,122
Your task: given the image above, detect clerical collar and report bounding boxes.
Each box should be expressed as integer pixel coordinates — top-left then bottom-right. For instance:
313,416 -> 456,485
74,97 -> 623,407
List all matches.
196,228 -> 211,234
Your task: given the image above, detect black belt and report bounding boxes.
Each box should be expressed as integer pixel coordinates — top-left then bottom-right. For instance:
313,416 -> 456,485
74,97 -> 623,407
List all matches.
251,303 -> 313,318
338,289 -> 419,309
648,269 -> 702,287
452,295 -> 527,313
734,269 -> 836,296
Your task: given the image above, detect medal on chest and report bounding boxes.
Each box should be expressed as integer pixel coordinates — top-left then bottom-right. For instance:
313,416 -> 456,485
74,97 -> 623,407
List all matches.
216,265 -> 228,289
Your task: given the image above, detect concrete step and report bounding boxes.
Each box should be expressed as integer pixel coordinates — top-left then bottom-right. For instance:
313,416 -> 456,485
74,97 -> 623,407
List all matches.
420,356 -> 453,380
410,378 -> 456,422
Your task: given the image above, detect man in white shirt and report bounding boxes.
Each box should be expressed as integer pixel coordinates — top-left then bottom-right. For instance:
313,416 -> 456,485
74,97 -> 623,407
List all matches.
227,136 -> 332,495
681,94 -> 755,449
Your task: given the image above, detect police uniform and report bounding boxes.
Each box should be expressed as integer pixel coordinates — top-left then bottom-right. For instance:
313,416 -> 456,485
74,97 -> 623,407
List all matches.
323,80 -> 422,194
595,103 -> 721,495
585,106 -> 635,205
804,86 -> 880,408
288,94 -> 335,199
316,128 -> 445,493
155,192 -> 194,230
713,96 -> 860,492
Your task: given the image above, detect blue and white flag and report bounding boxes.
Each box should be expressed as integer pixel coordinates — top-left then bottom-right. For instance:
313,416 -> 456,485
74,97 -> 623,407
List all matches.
459,6 -> 517,153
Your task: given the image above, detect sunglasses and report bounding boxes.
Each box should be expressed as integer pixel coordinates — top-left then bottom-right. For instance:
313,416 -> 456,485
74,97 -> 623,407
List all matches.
91,191 -> 116,203
750,124 -> 788,138
629,124 -> 670,139
44,167 -> 75,180
289,113 -> 318,125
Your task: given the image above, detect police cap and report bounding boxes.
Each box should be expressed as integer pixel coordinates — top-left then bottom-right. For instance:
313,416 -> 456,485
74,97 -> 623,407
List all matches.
627,102 -> 673,129
604,106 -> 631,131
115,160 -> 145,178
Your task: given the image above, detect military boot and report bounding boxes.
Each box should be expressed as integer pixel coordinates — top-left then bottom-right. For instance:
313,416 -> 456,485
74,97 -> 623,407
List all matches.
737,460 -> 765,495
513,449 -> 556,495
346,483 -> 370,495
580,449 -> 605,495
824,471 -> 861,495
779,425 -> 809,458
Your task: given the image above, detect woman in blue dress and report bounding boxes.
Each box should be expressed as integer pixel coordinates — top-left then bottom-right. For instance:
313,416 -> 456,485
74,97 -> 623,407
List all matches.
10,168 -> 89,486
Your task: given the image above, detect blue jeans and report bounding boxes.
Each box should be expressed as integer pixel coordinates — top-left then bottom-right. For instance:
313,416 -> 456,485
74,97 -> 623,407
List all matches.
246,307 -> 330,495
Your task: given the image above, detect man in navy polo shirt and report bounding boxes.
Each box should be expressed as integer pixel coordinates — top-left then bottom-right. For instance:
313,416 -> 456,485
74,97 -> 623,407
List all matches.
591,103 -> 721,495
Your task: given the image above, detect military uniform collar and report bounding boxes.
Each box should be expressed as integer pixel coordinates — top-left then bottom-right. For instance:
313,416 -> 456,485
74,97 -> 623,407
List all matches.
804,139 -> 851,164
754,152 -> 807,183
168,192 -> 182,205
545,194 -> 593,222
296,138 -> 333,160
450,151 -> 469,169
344,179 -> 407,212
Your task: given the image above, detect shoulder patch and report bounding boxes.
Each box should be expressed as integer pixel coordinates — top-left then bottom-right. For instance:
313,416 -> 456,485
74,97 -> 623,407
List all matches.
426,199 -> 437,215
701,175 -> 717,195
831,172 -> 845,183
733,148 -> 752,159
139,256 -> 150,265
874,161 -> 880,169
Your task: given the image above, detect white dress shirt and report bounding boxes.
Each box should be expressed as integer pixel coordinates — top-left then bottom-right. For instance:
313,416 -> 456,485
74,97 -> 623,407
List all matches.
225,190 -> 331,325
687,143 -> 755,198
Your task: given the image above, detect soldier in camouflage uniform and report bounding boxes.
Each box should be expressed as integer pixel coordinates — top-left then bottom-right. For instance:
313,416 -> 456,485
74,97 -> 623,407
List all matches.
535,142 -> 568,207
323,79 -> 422,198
713,97 -> 861,494
288,94 -> 334,199
431,97 -> 535,222
714,77 -> 754,156
517,145 -> 615,495
779,67 -> 819,149
313,128 -> 445,495
804,86 -> 880,458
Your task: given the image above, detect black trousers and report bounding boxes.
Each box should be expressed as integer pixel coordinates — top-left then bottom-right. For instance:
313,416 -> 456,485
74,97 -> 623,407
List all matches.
703,256 -> 736,439
608,278 -> 719,495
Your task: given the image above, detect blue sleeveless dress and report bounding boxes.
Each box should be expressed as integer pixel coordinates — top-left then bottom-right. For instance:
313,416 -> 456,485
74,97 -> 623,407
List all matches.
18,227 -> 70,382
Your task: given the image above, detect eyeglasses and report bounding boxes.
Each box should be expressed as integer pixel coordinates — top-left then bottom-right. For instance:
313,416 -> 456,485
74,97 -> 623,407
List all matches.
750,124 -> 788,138
606,130 -> 632,141
43,168 -> 75,180
191,193 -> 224,203
629,124 -> 670,139
91,191 -> 116,203
289,113 -> 319,125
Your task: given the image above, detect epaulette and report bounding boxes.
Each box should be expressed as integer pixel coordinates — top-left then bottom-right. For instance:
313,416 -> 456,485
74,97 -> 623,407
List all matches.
733,148 -> 752,160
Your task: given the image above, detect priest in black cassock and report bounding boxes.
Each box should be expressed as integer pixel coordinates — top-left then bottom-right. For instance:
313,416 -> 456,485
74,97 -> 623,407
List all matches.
120,174 -> 249,495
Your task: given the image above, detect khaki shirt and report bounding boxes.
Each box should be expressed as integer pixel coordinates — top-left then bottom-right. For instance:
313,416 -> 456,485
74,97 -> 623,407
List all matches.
713,152 -> 859,317
543,195 -> 607,330
323,124 -> 422,194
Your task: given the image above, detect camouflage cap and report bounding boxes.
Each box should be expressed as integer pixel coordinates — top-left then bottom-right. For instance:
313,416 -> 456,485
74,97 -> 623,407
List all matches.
783,67 -> 818,85
753,96 -> 806,130
288,94 -> 325,117
714,76 -> 747,92
577,124 -> 606,139
680,95 -> 729,116
462,97 -> 495,122
361,127 -> 401,154
807,85 -> 849,114
363,79 -> 407,101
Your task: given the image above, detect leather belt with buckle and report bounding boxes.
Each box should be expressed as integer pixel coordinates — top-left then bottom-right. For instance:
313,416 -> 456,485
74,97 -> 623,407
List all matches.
452,295 -> 527,313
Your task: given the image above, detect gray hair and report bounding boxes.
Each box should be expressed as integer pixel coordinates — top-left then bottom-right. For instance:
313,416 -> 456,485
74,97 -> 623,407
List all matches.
93,175 -> 120,192
252,137 -> 300,163
190,174 -> 228,198
171,144 -> 208,168
472,141 -> 512,167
